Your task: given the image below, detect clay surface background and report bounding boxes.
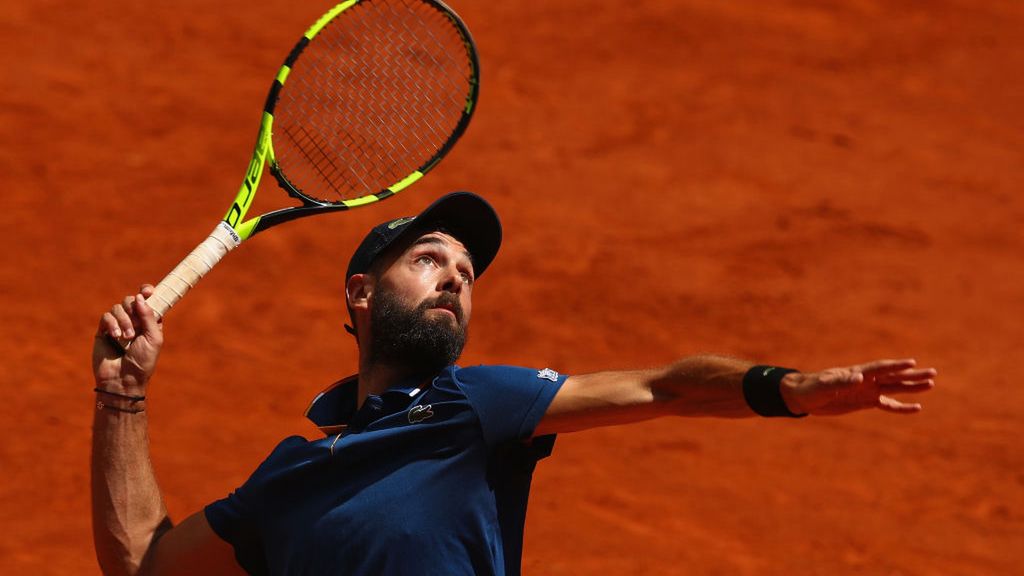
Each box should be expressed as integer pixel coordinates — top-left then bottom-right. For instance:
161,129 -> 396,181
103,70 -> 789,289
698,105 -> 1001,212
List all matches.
2,1 -> 1021,574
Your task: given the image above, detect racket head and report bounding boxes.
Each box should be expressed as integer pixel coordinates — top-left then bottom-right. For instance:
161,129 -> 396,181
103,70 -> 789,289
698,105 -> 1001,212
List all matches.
266,0 -> 479,210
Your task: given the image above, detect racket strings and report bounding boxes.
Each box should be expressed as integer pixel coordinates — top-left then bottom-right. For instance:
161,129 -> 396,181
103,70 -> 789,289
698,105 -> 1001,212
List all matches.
284,123 -> 358,193
273,0 -> 473,204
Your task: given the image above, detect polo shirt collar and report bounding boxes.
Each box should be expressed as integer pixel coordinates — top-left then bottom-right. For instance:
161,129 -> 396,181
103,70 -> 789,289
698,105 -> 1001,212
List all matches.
304,374 -> 432,436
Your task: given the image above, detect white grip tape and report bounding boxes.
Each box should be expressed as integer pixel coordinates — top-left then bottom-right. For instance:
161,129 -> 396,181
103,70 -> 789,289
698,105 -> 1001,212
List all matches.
147,222 -> 241,318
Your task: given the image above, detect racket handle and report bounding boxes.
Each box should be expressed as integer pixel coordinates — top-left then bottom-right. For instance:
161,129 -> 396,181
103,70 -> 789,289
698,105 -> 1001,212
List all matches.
147,221 -> 241,319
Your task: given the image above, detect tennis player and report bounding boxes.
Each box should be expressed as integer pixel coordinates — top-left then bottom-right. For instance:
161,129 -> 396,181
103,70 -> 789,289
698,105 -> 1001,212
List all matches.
92,192 -> 935,575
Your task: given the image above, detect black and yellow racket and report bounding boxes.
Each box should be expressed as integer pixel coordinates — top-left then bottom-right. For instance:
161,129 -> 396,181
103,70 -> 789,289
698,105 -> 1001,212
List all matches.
143,0 -> 478,319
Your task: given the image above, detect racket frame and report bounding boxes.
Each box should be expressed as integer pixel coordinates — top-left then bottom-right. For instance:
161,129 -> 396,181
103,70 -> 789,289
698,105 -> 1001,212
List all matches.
227,0 -> 480,241
143,0 -> 479,319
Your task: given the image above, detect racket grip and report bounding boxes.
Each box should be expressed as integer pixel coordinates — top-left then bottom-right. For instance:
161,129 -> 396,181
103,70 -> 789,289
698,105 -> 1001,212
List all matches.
146,221 -> 241,319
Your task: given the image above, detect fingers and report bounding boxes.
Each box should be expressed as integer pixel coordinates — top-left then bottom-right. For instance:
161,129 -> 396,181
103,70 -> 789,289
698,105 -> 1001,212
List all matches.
97,289 -> 157,340
880,380 -> 934,394
875,367 -> 936,394
868,363 -> 934,414
867,364 -> 936,404
132,294 -> 162,343
809,360 -> 936,416
874,367 -> 936,385
105,296 -> 137,339
95,304 -> 133,359
97,308 -> 116,337
877,394 -> 923,414
856,358 -> 918,375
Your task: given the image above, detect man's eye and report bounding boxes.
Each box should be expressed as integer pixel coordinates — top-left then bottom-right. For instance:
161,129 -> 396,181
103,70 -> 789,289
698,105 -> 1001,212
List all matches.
415,255 -> 436,266
460,273 -> 473,285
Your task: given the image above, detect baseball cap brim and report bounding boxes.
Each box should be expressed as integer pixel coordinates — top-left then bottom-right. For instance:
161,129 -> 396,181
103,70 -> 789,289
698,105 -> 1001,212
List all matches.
346,191 -> 502,281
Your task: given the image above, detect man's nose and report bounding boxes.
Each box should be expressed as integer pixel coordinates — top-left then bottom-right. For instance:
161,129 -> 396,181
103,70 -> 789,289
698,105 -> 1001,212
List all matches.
438,263 -> 464,293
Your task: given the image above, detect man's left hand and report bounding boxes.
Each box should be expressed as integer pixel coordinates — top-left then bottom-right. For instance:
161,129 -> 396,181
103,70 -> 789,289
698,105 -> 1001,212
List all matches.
781,359 -> 936,416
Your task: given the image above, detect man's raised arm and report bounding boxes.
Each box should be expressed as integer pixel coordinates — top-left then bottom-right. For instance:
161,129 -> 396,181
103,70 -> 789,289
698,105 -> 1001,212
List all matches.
91,286 -> 239,576
535,354 -> 936,435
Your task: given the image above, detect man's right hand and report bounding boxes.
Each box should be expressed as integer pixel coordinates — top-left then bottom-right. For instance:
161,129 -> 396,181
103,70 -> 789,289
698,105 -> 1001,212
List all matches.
93,284 -> 163,391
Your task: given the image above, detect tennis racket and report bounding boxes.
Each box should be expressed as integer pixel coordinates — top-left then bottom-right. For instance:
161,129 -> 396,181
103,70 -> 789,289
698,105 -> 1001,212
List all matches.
142,0 -> 478,320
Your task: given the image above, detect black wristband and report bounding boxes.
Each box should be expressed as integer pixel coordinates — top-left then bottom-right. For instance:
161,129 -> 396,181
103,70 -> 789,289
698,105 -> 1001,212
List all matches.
94,387 -> 146,402
742,365 -> 806,418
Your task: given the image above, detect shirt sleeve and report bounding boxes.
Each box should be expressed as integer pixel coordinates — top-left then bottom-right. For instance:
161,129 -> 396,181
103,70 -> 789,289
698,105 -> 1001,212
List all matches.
203,435 -> 309,576
452,365 -> 566,448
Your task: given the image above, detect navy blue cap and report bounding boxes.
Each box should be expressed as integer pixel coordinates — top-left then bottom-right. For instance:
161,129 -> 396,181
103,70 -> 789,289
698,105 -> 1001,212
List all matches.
346,191 -> 502,281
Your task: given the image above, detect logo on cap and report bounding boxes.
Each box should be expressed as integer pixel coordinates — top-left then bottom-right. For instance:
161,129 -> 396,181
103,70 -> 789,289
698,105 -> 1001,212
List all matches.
387,217 -> 416,230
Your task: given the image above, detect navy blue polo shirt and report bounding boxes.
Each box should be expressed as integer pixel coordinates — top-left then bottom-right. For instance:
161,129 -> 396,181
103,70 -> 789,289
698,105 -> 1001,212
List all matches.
204,364 -> 567,576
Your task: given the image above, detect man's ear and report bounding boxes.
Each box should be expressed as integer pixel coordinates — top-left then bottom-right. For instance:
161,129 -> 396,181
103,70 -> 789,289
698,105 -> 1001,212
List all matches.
346,273 -> 372,312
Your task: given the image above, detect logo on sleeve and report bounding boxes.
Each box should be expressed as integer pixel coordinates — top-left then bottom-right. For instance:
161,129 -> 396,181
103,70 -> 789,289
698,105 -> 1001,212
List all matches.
408,404 -> 434,424
537,368 -> 560,382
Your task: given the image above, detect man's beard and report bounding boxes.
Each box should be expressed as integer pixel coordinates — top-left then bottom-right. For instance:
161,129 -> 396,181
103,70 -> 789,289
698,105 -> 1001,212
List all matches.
368,286 -> 467,376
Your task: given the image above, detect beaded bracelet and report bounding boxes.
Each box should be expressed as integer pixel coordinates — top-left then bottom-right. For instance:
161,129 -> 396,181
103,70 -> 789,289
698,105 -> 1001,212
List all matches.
94,387 -> 145,402
95,400 -> 145,414
94,387 -> 146,413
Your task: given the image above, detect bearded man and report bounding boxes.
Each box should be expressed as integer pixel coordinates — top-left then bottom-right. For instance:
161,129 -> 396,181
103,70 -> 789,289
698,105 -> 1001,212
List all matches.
91,192 -> 936,576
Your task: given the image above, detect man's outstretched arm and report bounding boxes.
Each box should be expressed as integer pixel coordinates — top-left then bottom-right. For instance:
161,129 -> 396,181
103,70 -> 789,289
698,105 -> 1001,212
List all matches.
91,287 -> 240,576
534,354 -> 936,435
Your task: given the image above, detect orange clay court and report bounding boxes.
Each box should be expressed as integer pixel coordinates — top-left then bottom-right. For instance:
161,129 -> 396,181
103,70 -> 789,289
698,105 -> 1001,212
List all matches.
1,0 -> 1021,574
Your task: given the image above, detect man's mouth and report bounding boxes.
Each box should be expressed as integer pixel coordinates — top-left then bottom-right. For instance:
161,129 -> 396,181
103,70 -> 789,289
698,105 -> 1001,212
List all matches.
431,305 -> 457,318
428,298 -> 461,322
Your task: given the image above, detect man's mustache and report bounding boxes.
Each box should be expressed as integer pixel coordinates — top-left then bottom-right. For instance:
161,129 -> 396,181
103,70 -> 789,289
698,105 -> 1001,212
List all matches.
420,293 -> 464,324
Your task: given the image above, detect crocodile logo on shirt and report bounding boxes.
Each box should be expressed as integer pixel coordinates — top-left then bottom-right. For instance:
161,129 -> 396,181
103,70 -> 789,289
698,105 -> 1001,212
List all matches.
408,404 -> 434,424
